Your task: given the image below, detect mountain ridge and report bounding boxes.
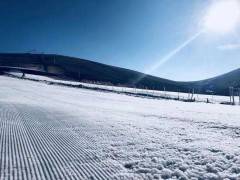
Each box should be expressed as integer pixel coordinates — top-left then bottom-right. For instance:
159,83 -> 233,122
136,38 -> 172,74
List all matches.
0,53 -> 239,95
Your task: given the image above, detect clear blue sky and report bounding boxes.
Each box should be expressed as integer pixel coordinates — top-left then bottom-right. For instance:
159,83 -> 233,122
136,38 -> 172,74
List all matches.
1,0 -> 240,81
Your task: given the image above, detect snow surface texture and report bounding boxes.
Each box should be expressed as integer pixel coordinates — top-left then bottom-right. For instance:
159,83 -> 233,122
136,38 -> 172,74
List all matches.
0,76 -> 240,179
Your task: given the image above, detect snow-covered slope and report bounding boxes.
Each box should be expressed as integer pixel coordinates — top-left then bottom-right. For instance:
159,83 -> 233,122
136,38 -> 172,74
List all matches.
11,73 -> 234,104
0,76 -> 240,179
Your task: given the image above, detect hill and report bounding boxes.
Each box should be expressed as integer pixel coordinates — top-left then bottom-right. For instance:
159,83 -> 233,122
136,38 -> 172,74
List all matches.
190,68 -> 240,95
0,53 -> 238,95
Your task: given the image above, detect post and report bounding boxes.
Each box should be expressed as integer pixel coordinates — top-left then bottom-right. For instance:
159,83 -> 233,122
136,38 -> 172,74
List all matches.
21,72 -> 25,78
191,88 -> 194,101
238,88 -> 240,105
230,87 -> 235,105
163,87 -> 166,98
232,88 -> 235,105
212,92 -> 214,102
177,89 -> 180,100
229,87 -> 232,104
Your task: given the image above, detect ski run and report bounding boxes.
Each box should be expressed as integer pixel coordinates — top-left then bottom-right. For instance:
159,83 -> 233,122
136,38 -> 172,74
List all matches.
0,76 -> 240,180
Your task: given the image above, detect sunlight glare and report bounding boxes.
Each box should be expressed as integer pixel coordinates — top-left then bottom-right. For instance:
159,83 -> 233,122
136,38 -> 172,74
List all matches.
203,0 -> 240,34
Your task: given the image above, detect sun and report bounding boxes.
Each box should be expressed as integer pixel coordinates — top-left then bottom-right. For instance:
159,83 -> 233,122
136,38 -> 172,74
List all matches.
203,0 -> 240,34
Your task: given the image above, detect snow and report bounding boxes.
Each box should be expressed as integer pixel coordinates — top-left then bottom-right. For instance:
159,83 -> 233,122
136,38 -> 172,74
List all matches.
0,75 -> 240,179
10,72 -> 235,104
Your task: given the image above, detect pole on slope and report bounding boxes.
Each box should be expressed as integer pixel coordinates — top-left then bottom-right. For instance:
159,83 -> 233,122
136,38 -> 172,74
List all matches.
191,88 -> 195,101
164,87 -> 166,98
177,89 -> 180,100
197,89 -> 199,101
230,87 -> 235,105
233,91 -> 235,105
229,87 -> 232,104
212,91 -> 214,103
233,88 -> 235,105
21,72 -> 25,78
238,88 -> 240,105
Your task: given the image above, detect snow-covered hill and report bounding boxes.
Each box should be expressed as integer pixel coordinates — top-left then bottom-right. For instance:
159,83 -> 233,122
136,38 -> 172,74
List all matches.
9,73 -> 234,104
1,53 -> 240,95
0,76 -> 240,179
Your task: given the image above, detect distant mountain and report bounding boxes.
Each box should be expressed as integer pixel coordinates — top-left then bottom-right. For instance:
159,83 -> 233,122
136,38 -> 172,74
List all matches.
0,53 -> 238,96
189,68 -> 240,95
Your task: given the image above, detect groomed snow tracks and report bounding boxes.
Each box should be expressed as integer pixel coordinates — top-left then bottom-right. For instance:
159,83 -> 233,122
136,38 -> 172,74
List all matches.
0,103 -> 125,180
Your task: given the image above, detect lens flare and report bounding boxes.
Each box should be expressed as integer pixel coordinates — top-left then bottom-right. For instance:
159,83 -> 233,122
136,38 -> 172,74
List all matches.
133,31 -> 203,84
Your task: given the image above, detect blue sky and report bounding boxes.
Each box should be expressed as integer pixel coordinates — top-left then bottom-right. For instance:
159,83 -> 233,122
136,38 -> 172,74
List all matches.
0,0 -> 240,81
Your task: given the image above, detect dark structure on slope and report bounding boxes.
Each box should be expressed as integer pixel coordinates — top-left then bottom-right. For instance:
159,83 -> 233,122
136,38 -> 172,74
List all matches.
0,53 -> 239,95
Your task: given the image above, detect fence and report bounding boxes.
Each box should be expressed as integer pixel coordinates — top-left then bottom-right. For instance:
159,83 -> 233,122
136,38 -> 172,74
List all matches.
229,87 -> 240,105
8,72 -> 238,105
